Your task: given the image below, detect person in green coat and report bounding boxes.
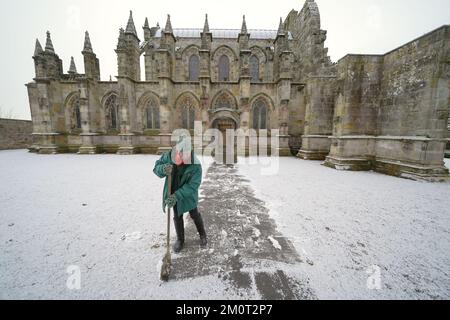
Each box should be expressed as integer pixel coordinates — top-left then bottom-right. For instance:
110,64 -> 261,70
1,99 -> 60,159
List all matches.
153,141 -> 207,253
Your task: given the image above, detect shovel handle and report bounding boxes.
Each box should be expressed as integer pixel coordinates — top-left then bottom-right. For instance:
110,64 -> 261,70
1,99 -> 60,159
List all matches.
166,171 -> 172,252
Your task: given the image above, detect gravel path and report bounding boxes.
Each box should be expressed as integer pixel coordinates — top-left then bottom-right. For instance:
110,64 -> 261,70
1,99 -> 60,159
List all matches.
171,163 -> 315,299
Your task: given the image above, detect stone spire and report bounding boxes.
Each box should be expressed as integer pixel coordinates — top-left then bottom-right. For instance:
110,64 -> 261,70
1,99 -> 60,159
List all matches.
238,14 -> 249,49
143,17 -> 151,41
164,14 -> 173,33
203,14 -> 210,33
201,14 -> 212,50
241,15 -> 248,34
277,17 -> 285,36
34,39 -> 43,56
45,31 -> 55,53
83,31 -> 93,53
117,28 -> 126,49
125,10 -> 138,37
83,31 -> 100,80
68,57 -> 77,74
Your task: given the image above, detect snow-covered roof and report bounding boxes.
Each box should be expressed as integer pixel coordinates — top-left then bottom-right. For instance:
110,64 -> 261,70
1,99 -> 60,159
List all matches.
154,28 -> 293,40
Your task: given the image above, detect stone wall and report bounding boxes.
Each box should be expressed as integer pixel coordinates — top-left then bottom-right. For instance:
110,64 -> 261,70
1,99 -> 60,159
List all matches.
325,55 -> 383,170
376,26 -> 449,179
298,75 -> 337,160
0,119 -> 33,150
288,0 -> 331,81
322,25 -> 450,180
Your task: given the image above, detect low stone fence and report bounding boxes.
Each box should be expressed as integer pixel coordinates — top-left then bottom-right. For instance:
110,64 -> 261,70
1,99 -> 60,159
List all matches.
0,118 -> 33,150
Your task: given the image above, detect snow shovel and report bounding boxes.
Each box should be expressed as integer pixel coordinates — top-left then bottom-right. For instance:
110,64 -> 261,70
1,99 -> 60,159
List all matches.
160,171 -> 172,282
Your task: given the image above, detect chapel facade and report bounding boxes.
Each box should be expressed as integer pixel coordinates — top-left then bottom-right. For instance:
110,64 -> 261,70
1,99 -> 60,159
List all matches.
26,0 -> 450,180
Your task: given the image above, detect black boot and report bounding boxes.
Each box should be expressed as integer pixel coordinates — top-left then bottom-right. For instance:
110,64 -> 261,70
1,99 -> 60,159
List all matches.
173,215 -> 185,253
190,209 -> 208,248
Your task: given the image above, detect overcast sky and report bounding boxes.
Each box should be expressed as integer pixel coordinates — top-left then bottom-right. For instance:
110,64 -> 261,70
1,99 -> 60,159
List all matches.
0,0 -> 449,120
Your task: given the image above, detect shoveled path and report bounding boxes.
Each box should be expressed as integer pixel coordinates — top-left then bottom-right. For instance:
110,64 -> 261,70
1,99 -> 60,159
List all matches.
169,163 -> 316,300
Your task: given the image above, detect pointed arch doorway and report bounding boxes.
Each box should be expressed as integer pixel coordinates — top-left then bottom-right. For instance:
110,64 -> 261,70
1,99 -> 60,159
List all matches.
211,115 -> 238,164
209,91 -> 240,164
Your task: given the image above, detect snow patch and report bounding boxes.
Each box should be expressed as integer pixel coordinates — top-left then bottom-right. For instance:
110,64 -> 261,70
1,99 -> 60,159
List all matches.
0,151 -> 223,299
120,231 -> 143,242
238,156 -> 450,299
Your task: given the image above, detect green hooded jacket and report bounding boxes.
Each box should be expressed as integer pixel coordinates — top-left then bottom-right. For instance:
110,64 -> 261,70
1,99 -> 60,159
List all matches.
153,151 -> 202,217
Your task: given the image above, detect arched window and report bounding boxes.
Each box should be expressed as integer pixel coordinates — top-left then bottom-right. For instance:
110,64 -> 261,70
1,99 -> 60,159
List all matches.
145,100 -> 160,129
105,95 -> 119,130
189,55 -> 200,81
218,55 -> 230,82
180,97 -> 196,130
182,107 -> 195,130
252,99 -> 268,130
213,92 -> 235,110
250,55 -> 260,83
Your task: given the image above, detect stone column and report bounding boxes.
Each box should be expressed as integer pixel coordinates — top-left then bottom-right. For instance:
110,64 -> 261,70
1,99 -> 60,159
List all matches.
78,84 -> 99,154
157,96 -> 173,155
324,56 -> 381,170
298,76 -> 336,160
117,82 -> 137,155
33,82 -> 63,154
277,100 -> 291,156
199,44 -> 211,134
156,68 -> 173,155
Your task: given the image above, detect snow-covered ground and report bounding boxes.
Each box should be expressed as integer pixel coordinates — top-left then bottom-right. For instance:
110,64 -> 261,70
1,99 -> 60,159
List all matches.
0,150 -> 222,300
237,157 -> 450,300
1,150 -> 449,300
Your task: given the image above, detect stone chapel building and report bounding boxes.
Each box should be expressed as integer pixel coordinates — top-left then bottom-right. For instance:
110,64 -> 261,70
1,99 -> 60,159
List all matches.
26,0 -> 449,180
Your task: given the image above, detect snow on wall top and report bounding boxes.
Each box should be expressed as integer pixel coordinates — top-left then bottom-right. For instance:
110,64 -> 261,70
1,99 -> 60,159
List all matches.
155,28 -> 294,40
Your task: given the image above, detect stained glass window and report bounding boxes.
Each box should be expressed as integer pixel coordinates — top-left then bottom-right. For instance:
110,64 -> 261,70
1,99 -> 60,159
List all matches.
189,55 -> 200,81
218,55 -> 230,81
180,97 -> 196,130
253,99 -> 268,130
146,100 -> 160,129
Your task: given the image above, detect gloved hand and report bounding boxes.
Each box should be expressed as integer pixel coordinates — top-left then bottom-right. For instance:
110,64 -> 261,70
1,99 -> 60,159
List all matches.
163,164 -> 173,176
165,194 -> 177,209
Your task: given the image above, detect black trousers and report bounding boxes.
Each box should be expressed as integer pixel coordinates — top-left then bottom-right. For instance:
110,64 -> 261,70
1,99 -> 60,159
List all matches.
173,206 -> 201,221
173,206 -> 206,240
